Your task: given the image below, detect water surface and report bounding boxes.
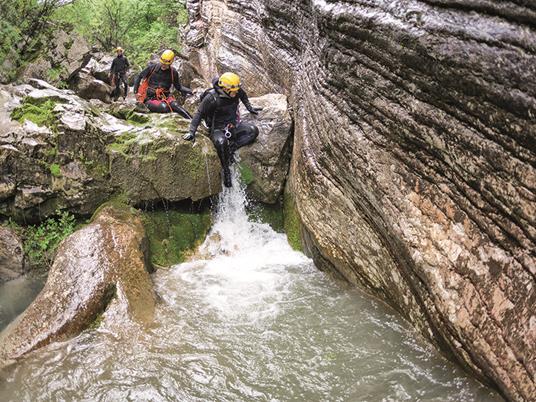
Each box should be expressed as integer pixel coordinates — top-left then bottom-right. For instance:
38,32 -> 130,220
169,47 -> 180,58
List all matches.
0,168 -> 501,401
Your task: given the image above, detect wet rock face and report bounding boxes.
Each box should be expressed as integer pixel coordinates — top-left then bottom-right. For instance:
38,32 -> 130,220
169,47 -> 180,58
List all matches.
20,30 -> 91,86
0,79 -> 221,221
0,205 -> 155,365
185,0 -> 536,400
0,227 -> 25,283
239,93 -> 293,203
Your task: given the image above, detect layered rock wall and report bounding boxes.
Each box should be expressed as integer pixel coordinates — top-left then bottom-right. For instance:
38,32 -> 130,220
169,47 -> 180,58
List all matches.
185,0 -> 536,400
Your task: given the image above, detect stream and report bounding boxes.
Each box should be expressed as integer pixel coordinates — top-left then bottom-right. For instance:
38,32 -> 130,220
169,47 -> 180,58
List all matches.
0,167 -> 501,401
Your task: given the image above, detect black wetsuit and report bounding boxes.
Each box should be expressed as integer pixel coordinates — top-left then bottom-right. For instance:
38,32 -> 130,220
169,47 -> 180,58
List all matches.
134,63 -> 192,117
189,81 -> 259,176
110,55 -> 130,99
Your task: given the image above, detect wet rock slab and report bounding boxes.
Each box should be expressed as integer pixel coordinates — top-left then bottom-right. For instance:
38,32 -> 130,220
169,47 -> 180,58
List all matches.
0,205 -> 155,365
239,93 -> 293,204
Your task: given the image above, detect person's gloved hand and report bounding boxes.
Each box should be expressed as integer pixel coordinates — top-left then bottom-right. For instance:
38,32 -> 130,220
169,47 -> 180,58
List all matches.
248,107 -> 263,115
182,88 -> 193,97
183,132 -> 196,141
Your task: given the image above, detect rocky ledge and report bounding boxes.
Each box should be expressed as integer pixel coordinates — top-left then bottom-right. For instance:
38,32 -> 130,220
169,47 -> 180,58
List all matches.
0,79 -> 292,222
183,0 -> 536,400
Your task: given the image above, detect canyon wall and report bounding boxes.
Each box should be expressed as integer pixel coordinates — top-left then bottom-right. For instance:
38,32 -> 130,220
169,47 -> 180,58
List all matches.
183,0 -> 536,400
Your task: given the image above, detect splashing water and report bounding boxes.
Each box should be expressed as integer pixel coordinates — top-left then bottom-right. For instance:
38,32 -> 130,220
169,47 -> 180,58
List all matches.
0,167 -> 501,401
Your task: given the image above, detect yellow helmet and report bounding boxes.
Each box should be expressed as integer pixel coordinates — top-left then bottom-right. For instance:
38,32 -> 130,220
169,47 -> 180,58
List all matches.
115,47 -> 124,53
218,72 -> 241,93
160,49 -> 175,65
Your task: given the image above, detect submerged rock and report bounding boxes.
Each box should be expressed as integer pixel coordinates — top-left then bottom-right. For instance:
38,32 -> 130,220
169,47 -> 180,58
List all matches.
0,205 -> 155,365
0,227 -> 25,283
185,1 -> 536,400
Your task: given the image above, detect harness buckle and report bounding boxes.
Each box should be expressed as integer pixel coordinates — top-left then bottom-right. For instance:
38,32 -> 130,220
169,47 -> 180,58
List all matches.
224,124 -> 234,139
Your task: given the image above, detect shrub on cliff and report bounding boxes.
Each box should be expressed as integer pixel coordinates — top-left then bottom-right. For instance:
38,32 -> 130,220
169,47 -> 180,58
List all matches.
0,0 -> 63,82
7,211 -> 77,269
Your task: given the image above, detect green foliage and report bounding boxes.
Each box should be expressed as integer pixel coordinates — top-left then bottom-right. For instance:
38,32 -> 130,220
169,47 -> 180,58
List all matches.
46,65 -> 67,84
49,163 -> 61,177
10,99 -> 58,128
0,0 -> 63,81
53,0 -> 188,69
142,210 -> 212,267
23,210 -> 77,268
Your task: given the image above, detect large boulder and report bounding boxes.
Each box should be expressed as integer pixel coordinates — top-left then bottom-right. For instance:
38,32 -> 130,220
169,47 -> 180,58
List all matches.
238,93 -> 292,203
0,80 -> 221,222
0,205 -> 155,366
184,1 -> 535,401
107,112 -> 222,203
68,69 -> 112,103
0,227 -> 25,283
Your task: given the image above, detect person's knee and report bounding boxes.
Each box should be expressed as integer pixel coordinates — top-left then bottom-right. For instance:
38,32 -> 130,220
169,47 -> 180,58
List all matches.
146,101 -> 169,113
251,125 -> 259,139
214,136 -> 227,148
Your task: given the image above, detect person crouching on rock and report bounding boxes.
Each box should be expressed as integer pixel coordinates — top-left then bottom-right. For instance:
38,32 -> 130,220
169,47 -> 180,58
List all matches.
183,72 -> 262,188
133,49 -> 192,118
110,47 -> 130,101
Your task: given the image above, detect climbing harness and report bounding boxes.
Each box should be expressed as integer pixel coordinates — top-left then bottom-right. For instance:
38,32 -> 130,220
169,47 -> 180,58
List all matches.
155,88 -> 174,112
136,64 -> 174,103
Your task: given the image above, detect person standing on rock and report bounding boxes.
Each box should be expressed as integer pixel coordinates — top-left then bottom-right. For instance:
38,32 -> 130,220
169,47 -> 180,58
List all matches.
183,72 -> 262,188
134,49 -> 193,118
110,47 -> 130,101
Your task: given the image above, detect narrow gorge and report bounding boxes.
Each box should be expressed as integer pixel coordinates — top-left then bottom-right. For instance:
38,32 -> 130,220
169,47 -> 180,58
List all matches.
0,0 -> 534,401
183,0 -> 535,400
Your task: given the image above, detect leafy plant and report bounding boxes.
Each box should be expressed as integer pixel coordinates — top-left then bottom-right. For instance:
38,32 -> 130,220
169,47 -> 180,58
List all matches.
23,210 -> 77,268
49,163 -> 62,177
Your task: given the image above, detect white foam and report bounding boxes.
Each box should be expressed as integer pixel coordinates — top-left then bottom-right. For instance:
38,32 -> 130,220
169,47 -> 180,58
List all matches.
168,164 -> 310,321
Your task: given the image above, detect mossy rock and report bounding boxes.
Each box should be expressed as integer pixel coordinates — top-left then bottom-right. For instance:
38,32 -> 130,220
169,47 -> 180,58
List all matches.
10,98 -> 58,129
239,163 -> 255,186
283,190 -> 302,251
248,202 -> 284,233
142,210 -> 212,267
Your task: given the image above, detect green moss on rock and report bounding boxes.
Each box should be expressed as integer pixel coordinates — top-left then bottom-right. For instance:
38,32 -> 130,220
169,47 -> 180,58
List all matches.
126,111 -> 150,126
283,191 -> 302,251
249,203 -> 284,233
239,163 -> 254,185
49,163 -> 61,177
10,99 -> 58,129
142,210 -> 212,267
107,132 -> 138,155
90,194 -> 134,222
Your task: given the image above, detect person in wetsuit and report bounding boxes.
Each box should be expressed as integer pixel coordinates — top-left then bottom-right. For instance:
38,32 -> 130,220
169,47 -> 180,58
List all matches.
110,47 -> 130,101
133,49 -> 192,118
183,72 -> 262,187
